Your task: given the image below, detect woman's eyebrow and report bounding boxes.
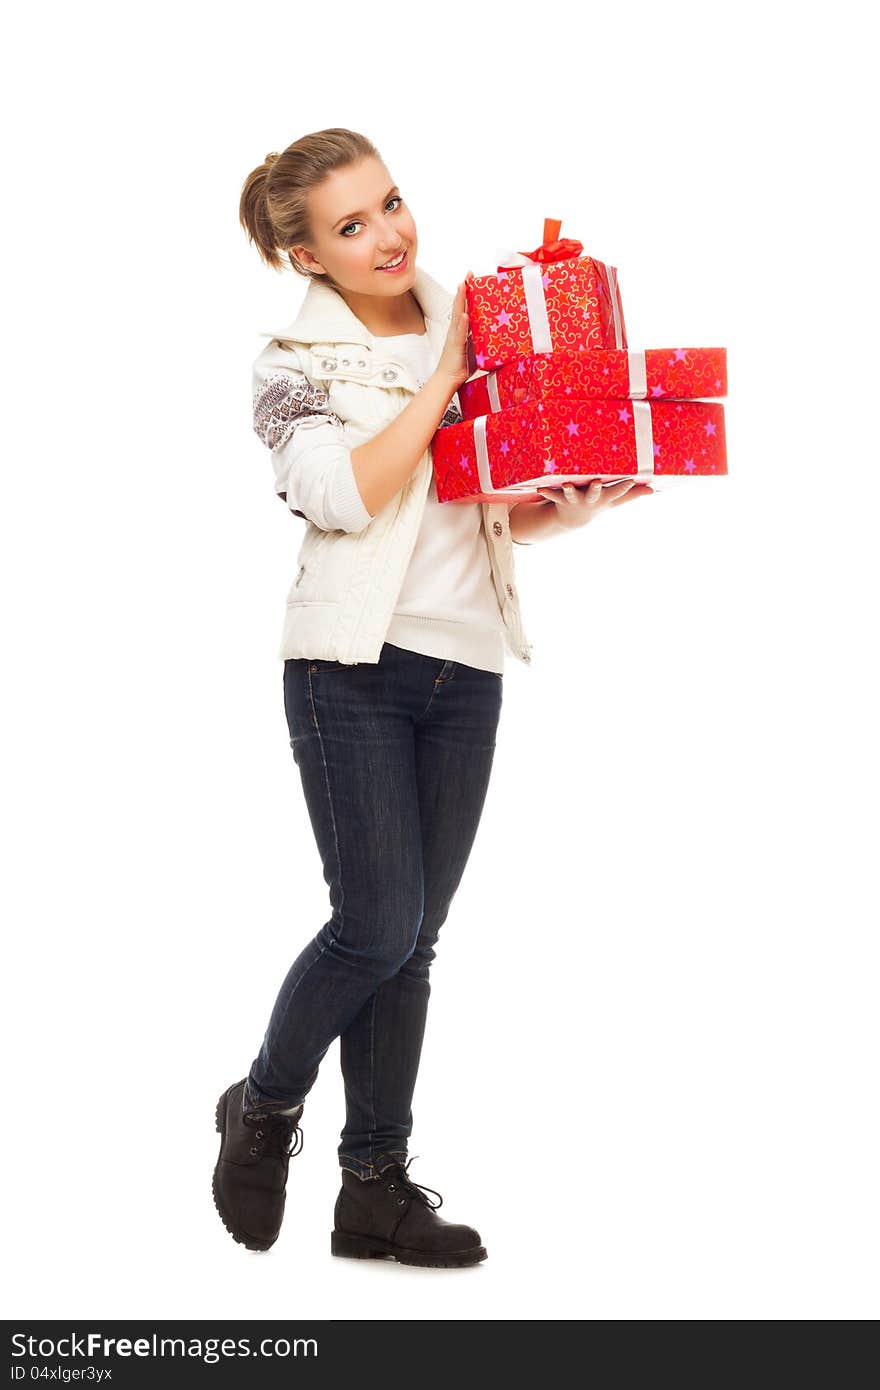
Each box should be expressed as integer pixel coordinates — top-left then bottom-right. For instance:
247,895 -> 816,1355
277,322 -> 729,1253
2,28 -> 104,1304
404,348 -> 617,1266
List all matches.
332,187 -> 399,230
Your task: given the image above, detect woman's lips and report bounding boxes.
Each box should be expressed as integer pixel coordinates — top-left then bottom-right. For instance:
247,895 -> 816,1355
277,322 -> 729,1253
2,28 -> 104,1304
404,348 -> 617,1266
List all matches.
376,249 -> 409,273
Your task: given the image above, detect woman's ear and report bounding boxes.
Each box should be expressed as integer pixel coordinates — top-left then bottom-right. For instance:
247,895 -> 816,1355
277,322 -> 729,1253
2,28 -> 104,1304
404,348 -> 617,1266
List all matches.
291,245 -> 325,275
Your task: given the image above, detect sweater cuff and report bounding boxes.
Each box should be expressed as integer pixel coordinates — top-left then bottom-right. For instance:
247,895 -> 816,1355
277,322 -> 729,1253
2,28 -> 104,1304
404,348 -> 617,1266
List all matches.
330,455 -> 373,532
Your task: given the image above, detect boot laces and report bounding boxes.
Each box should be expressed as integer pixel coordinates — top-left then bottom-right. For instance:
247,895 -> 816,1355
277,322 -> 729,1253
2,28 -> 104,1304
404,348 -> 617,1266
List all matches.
245,1111 -> 304,1160
392,1156 -> 443,1211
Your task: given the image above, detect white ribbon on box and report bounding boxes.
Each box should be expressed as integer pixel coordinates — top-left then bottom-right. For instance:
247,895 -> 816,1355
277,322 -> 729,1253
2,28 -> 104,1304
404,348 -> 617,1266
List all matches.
626,348 -> 648,398
495,247 -> 626,353
471,399 -> 655,496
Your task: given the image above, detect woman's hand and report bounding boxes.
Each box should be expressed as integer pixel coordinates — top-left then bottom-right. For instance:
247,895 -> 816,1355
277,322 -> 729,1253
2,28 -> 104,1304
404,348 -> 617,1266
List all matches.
535,477 -> 653,529
435,278 -> 471,390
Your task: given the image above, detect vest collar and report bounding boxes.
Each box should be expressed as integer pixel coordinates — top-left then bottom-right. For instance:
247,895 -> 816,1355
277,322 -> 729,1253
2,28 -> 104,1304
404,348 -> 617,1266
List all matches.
258,263 -> 453,351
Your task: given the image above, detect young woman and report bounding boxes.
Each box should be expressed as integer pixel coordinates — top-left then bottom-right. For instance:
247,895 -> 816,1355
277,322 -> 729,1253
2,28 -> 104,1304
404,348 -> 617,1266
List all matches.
214,127 -> 652,1268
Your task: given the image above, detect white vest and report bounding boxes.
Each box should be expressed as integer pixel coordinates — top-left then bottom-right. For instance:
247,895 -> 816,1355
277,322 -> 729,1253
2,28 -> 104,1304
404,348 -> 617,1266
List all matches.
252,264 -> 533,668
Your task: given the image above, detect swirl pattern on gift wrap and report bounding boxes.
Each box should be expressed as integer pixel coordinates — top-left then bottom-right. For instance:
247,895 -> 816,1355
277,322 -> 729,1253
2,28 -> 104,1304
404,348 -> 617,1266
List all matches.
431,398 -> 727,500
458,347 -> 728,419
467,258 -> 626,370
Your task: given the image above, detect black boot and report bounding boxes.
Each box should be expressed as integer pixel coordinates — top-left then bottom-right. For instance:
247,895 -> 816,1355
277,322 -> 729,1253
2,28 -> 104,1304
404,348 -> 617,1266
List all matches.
212,1078 -> 304,1252
331,1154 -> 487,1267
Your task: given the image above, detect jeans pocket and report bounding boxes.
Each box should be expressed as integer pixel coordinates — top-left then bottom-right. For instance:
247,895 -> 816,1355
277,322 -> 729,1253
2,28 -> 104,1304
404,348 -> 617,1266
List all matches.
307,659 -> 355,674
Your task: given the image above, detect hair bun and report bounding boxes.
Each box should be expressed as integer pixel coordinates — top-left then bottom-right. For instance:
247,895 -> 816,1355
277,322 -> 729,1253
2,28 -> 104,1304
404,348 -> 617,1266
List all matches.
265,151 -> 280,167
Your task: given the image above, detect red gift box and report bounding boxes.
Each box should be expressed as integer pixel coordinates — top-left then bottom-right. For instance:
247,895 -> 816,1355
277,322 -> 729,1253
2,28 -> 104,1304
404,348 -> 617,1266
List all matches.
432,397 -> 727,503
466,217 -> 627,370
458,346 -> 727,420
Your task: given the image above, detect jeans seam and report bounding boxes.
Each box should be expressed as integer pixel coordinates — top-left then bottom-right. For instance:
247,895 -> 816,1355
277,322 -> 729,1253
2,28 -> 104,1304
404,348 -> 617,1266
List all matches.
306,665 -> 347,947
339,1150 -> 408,1179
244,1089 -> 306,1115
251,678 -> 340,1102
339,1161 -> 379,1180
368,992 -> 377,1171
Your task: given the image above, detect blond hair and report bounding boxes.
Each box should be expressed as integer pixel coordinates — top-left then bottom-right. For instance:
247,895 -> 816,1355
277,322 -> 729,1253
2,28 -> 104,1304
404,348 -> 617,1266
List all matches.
239,128 -> 382,292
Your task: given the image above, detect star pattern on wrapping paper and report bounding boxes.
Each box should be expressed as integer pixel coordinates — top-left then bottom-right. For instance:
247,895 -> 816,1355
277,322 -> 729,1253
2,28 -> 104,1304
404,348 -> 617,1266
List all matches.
500,440 -> 509,454
617,406 -> 632,423
704,420 -> 716,436
476,352 -> 488,368
674,348 -> 688,361
542,271 -> 550,288
653,442 -> 662,457
715,378 -> 722,388
496,310 -> 512,328
651,383 -> 665,396
566,420 -> 580,436
546,457 -> 557,471
684,457 -> 695,472
496,271 -> 509,282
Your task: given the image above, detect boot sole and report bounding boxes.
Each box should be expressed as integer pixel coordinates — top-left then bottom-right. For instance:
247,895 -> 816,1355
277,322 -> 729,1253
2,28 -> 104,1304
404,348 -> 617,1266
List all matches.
212,1090 -> 278,1253
331,1229 -> 487,1267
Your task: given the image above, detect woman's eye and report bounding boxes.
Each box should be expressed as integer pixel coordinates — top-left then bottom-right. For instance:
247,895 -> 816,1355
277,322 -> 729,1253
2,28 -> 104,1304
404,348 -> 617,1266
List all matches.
341,196 -> 403,236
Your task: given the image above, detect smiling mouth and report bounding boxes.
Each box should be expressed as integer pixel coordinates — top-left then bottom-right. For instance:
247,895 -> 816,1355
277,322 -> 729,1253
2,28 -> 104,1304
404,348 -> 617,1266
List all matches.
376,249 -> 408,270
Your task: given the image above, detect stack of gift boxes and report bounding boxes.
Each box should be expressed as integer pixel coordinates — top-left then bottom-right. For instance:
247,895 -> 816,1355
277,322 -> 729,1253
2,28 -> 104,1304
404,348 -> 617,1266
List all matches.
430,218 -> 728,504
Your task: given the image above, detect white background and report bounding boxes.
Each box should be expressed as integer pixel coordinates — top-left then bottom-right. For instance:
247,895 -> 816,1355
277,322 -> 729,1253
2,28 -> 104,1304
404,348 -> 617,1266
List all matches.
4,0 -> 878,1322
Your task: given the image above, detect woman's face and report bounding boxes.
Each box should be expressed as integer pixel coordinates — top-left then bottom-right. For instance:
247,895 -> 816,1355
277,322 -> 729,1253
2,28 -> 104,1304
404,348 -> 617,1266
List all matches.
290,156 -> 418,298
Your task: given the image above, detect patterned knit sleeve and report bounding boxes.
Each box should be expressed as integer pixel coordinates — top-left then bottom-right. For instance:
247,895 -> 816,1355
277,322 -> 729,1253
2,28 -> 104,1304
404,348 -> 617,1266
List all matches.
438,395 -> 463,430
251,360 -> 373,533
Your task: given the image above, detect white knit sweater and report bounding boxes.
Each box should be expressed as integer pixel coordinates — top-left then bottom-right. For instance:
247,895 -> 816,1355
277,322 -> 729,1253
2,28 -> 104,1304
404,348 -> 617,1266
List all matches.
381,327 -> 506,673
305,323 -> 507,674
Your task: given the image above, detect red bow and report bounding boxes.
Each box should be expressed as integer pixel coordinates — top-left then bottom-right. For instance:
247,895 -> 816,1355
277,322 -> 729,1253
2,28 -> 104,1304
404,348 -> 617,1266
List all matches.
517,217 -> 583,265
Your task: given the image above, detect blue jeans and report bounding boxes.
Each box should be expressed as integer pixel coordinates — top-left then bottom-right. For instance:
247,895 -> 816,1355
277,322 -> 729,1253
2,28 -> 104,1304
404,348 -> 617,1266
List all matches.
244,641 -> 503,1179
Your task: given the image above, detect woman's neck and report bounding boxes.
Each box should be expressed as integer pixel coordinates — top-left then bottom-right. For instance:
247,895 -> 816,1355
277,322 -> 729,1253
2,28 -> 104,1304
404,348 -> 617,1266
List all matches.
337,286 -> 426,338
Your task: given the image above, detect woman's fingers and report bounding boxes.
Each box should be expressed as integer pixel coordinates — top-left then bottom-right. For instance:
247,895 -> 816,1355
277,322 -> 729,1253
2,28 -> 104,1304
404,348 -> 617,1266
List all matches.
612,484 -> 653,501
533,479 -> 655,511
581,478 -> 639,494
536,478 -> 652,505
538,480 -> 611,503
456,281 -> 468,331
